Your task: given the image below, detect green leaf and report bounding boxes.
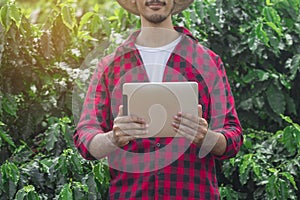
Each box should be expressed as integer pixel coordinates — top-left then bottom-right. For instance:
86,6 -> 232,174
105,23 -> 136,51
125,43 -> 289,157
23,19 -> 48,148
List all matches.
27,191 -> 40,200
285,54 -> 300,80
239,154 -> 252,185
285,33 -> 293,46
2,96 -> 18,117
266,175 -> 278,199
93,163 -> 105,183
239,166 -> 251,185
243,137 -> 253,149
45,124 -> 60,151
280,172 -> 297,190
219,186 -> 239,200
267,168 -> 278,174
266,85 -> 285,114
266,21 -> 282,36
252,162 -> 261,178
1,162 -> 20,185
263,7 -> 281,26
229,158 -> 235,166
256,69 -> 269,81
279,74 -> 291,89
72,182 -> 89,199
280,114 -> 293,124
256,22 -> 269,45
70,154 -> 83,174
39,158 -> 54,174
0,5 -> 11,31
2,102 -> 17,116
282,126 -> 297,154
269,35 -> 280,54
278,178 -> 289,199
242,70 -> 256,83
15,185 -> 40,200
0,129 -> 16,148
288,0 -> 300,13
182,10 -> 191,29
73,181 -> 89,193
40,30 -> 53,60
61,5 -> 76,30
57,154 -> 68,176
248,34 -> 259,52
15,189 -> 26,200
207,4 -> 221,31
93,161 -> 110,186
266,0 -> 273,6
285,95 -> 297,115
79,11 -> 94,31
91,14 -> 101,34
8,4 -> 21,28
58,184 -> 73,200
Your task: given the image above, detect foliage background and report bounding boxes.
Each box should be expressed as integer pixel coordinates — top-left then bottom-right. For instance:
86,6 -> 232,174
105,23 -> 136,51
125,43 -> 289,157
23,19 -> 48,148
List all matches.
0,0 -> 299,199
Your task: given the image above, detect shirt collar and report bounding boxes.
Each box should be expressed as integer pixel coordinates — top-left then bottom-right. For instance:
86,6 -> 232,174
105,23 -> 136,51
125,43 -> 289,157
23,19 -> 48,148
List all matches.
118,26 -> 197,53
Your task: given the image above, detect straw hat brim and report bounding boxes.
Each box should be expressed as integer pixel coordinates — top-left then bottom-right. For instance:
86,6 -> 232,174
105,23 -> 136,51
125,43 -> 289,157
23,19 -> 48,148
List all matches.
117,0 -> 194,16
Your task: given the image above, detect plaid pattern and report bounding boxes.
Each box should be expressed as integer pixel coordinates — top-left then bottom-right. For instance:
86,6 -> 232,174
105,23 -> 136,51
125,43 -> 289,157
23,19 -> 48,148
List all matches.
74,27 -> 243,199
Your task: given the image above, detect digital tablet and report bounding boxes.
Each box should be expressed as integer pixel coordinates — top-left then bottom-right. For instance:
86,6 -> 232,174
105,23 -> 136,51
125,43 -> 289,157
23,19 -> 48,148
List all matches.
122,82 -> 198,137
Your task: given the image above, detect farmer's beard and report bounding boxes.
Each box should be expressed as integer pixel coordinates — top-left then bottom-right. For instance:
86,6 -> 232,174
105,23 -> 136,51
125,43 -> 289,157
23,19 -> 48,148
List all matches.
142,0 -> 174,24
144,14 -> 170,24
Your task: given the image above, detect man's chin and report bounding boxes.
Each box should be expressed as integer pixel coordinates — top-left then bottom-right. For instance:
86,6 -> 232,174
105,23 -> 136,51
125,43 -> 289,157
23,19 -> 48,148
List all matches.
144,14 -> 170,24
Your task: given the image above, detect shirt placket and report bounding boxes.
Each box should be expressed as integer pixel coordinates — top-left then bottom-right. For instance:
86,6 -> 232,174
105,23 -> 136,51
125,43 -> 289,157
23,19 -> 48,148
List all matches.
154,137 -> 163,200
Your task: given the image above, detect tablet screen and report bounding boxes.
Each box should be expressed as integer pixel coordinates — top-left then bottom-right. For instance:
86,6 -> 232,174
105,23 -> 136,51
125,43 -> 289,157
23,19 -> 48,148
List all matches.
122,82 -> 198,137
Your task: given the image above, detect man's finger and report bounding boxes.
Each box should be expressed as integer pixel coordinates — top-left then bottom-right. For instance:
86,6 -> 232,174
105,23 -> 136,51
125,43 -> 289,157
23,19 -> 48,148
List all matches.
175,112 -> 199,124
118,105 -> 123,116
172,121 -> 197,136
118,122 -> 148,131
174,128 -> 195,141
173,116 -> 197,130
115,115 -> 146,124
198,105 -> 203,118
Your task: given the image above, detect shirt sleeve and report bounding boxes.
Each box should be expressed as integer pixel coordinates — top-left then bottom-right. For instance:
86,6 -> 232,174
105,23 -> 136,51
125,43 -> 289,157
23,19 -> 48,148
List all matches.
73,61 -> 112,160
210,56 -> 243,160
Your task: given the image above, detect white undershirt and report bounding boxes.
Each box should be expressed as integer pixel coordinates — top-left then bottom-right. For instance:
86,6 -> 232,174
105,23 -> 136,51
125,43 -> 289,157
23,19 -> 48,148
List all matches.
135,36 -> 181,82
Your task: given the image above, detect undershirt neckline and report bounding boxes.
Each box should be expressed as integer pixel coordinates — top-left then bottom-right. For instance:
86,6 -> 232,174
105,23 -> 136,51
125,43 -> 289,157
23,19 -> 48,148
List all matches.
135,36 -> 182,82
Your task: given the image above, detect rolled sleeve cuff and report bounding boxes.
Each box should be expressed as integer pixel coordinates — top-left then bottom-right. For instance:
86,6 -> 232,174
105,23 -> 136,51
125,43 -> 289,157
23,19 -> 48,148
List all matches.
73,129 -> 101,160
214,129 -> 243,160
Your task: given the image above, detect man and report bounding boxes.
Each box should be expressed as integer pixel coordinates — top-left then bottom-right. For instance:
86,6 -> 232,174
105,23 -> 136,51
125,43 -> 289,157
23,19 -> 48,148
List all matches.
74,0 -> 243,199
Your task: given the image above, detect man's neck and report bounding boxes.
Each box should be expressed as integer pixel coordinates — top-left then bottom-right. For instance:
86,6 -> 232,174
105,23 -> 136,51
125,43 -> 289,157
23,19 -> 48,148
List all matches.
136,17 -> 180,47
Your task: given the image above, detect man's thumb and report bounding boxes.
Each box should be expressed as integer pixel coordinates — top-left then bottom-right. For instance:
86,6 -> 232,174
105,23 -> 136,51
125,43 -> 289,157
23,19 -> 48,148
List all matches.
118,105 -> 123,116
198,105 -> 203,118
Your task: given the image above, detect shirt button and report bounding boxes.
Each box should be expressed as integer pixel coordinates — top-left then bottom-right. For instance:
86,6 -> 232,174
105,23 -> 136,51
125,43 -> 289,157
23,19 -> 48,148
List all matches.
156,143 -> 161,147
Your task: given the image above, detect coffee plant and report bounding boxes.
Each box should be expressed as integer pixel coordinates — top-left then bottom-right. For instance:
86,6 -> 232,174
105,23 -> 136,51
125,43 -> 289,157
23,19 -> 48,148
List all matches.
0,0 -> 299,199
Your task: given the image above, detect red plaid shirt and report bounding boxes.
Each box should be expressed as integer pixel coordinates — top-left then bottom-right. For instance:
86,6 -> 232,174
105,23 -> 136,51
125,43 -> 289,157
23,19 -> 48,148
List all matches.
74,27 -> 243,199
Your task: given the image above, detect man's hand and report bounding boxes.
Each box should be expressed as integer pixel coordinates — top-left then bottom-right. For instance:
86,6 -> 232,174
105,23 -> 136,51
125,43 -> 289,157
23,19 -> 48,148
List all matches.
111,105 -> 148,147
172,105 -> 208,147
172,105 -> 227,156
